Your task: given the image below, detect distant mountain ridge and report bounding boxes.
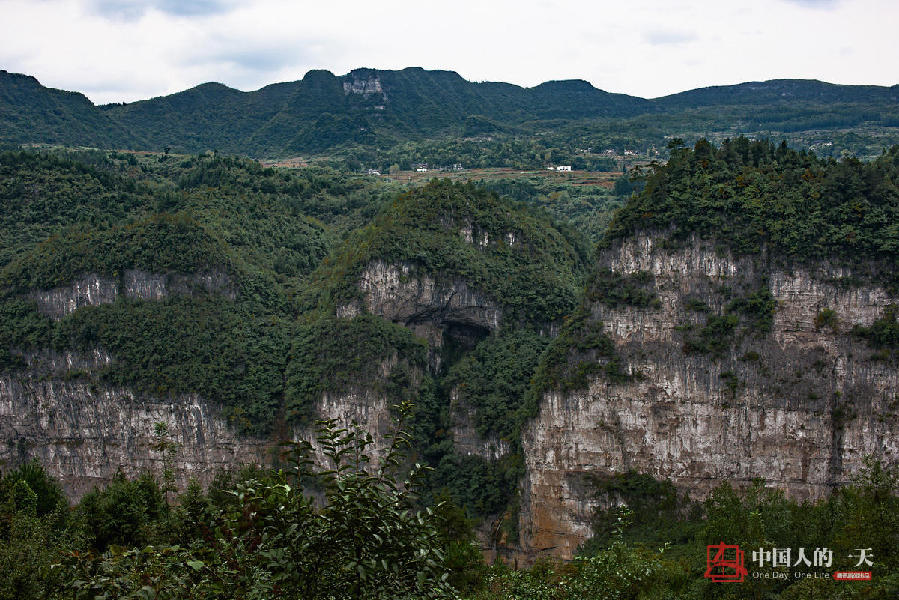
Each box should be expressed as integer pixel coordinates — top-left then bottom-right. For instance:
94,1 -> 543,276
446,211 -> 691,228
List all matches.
660,78 -> 899,108
1,67 -> 897,156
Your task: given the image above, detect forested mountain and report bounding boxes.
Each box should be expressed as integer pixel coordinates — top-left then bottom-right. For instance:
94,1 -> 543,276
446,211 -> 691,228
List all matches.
2,67 -> 897,157
2,60 -> 899,599
0,71 -> 136,148
1,67 -> 649,154
659,78 -> 899,108
1,141 -> 899,597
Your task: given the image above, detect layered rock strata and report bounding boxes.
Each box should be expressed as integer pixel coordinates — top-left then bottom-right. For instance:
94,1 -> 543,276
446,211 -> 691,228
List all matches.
517,234 -> 899,560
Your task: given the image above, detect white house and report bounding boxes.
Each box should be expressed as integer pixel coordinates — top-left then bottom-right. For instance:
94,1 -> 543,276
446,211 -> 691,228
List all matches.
556,165 -> 572,172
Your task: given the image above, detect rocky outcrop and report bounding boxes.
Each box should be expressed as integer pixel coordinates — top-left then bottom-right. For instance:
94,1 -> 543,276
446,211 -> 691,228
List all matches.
518,234 -> 899,561
30,269 -> 235,319
0,350 -> 411,498
357,261 -> 501,331
343,75 -> 387,102
0,350 -> 271,499
304,355 -> 416,467
306,389 -> 395,466
339,260 -> 502,369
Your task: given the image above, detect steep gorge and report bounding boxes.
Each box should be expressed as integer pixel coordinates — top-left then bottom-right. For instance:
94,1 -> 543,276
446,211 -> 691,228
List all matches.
2,145 -> 899,568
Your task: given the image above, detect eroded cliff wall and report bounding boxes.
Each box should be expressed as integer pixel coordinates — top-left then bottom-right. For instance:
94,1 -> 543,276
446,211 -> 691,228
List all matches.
12,228 -> 896,567
0,349 -> 271,498
518,234 -> 899,560
30,269 -> 235,320
1,270 -> 414,498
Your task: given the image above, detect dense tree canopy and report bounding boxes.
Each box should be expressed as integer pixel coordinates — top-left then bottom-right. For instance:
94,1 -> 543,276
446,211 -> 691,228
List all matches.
606,139 -> 899,288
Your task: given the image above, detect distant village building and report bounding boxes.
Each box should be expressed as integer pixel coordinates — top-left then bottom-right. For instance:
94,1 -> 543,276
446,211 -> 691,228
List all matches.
415,163 -> 428,172
367,168 -> 381,176
556,165 -> 572,172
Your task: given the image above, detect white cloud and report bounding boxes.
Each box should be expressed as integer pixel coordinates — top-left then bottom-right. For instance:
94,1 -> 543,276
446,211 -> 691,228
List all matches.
0,0 -> 896,104
644,30 -> 699,46
88,0 -> 238,20
783,0 -> 841,8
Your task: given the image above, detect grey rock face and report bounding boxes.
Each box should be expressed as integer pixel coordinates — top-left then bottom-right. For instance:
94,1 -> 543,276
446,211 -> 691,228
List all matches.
0,350 -> 411,498
0,355 -> 272,499
30,269 -> 235,319
339,260 -> 503,371
357,260 -> 502,331
342,76 -> 387,101
517,234 -> 899,560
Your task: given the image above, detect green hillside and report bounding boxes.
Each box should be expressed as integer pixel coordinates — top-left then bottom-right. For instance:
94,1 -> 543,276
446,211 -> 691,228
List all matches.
0,151 -> 395,429
657,78 -> 899,108
309,179 -> 590,323
4,68 -> 898,160
0,71 -> 135,148
604,138 -> 899,286
2,141 -> 899,599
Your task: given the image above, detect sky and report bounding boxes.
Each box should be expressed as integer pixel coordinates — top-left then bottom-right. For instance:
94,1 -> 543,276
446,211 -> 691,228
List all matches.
0,0 -> 897,105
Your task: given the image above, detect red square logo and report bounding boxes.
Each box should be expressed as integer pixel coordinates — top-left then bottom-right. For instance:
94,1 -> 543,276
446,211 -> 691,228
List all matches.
705,542 -> 748,582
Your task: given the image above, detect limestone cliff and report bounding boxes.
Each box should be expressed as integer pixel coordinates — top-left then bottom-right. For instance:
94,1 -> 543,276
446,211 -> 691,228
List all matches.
1,264 -> 412,497
0,349 -> 271,498
30,269 -> 235,320
342,75 -> 387,102
0,347 -> 413,498
6,231 -> 896,565
358,261 -> 502,332
517,233 -> 899,560
338,260 -> 503,371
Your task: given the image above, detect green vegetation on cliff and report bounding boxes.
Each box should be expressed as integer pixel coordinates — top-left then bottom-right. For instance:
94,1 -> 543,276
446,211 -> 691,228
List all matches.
587,268 -> 660,309
605,139 -> 899,286
1,213 -> 230,293
681,286 -> 778,356
310,179 -> 589,323
285,314 -> 428,424
2,133 -> 899,598
853,303 -> 899,360
444,328 -> 548,440
55,298 -> 291,433
526,303 -> 632,406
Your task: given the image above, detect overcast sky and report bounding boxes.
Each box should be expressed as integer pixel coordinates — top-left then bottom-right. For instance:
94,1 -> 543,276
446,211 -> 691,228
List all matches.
1,0 -> 896,105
